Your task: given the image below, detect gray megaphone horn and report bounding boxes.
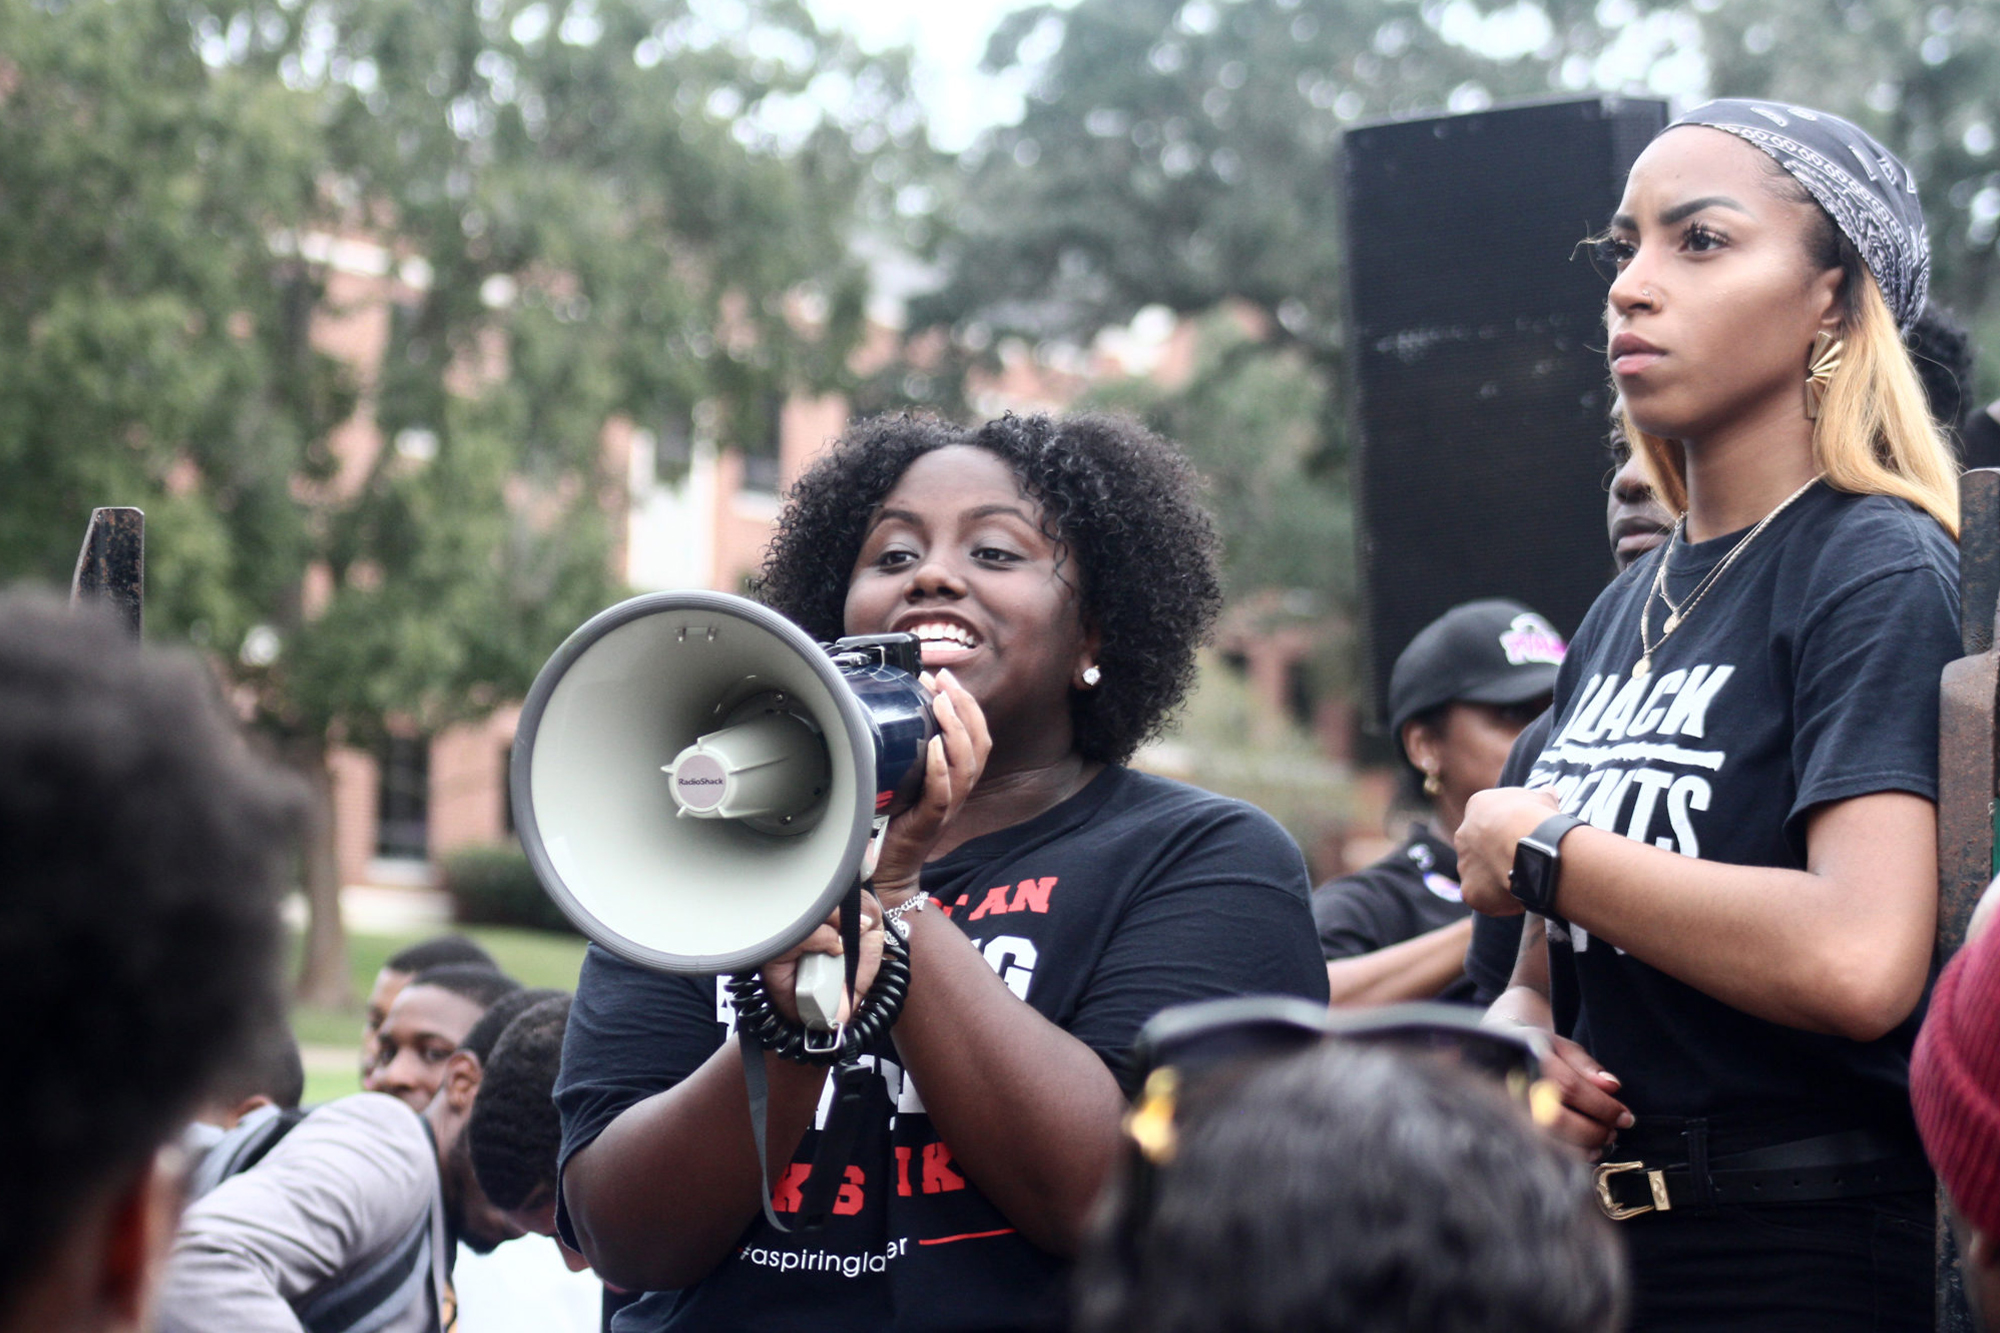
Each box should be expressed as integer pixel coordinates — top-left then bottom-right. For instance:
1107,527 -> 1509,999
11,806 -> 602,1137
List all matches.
509,591 -> 934,1028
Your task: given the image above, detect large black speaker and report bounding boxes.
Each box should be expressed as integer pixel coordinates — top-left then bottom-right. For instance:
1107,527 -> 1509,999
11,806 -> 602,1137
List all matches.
1344,96 -> 1667,725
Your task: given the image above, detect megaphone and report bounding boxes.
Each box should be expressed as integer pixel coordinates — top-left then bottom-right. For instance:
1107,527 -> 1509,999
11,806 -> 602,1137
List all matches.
510,591 -> 934,1000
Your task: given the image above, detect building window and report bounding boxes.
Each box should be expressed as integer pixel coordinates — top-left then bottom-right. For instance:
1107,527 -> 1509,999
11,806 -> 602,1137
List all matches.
376,735 -> 430,860
741,390 -> 784,494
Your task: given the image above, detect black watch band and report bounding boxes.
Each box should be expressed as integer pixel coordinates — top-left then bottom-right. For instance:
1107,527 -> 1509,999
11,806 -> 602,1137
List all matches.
1509,812 -> 1586,915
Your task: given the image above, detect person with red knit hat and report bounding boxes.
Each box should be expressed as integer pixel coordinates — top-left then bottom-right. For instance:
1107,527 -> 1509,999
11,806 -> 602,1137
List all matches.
1912,886 -> 2000,1330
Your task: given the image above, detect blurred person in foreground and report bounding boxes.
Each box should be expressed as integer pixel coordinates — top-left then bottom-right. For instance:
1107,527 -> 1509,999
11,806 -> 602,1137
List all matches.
362,933 -> 500,1078
1912,878 -> 2000,1331
365,961 -> 523,1111
1314,599 -> 1562,1005
1073,1028 -> 1625,1333
0,590 -> 300,1333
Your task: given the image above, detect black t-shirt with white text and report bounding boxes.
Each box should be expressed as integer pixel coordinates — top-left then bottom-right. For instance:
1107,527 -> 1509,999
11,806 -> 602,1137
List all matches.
553,766 -> 1329,1333
1521,486 -> 1956,1123
1313,823 -> 1475,1002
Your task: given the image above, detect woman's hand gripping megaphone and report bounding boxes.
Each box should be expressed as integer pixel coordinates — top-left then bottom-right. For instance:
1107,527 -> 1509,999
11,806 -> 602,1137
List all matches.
757,668 -> 991,1025
872,670 -> 991,900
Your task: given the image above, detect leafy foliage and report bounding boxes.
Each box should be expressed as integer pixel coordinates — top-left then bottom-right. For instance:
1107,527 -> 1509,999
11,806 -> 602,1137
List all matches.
0,0 -> 924,996
1082,310 -> 1344,604
918,0 -> 2000,384
896,0 -> 2000,681
0,0 -> 922,734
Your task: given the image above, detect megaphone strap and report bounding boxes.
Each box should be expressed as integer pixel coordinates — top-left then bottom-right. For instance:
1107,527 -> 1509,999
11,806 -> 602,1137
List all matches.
730,897 -> 913,1235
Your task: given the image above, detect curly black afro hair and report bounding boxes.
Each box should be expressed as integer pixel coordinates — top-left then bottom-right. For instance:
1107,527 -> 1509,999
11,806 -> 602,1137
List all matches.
755,411 -> 1223,765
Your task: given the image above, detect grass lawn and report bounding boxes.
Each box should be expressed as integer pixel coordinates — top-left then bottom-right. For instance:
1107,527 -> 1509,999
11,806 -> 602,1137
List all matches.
292,924 -> 588,1106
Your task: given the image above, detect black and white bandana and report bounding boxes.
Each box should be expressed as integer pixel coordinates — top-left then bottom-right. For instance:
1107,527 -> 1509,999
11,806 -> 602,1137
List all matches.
1670,99 -> 1930,329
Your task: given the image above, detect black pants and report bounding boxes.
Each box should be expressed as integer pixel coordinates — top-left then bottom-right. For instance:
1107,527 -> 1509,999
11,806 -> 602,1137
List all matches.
1621,1188 -> 1933,1332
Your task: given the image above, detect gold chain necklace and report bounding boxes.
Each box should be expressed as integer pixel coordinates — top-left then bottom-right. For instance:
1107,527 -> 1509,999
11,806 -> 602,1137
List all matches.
1635,475 -> 1821,679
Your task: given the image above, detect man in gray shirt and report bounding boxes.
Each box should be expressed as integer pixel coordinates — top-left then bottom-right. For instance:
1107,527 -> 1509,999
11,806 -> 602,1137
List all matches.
159,1021 -> 531,1333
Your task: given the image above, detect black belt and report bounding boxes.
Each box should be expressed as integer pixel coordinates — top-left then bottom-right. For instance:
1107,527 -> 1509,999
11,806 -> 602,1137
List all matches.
1593,1128 -> 1933,1220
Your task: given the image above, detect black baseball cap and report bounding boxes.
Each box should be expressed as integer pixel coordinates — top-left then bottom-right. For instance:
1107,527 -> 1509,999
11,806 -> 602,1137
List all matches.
1387,599 -> 1565,752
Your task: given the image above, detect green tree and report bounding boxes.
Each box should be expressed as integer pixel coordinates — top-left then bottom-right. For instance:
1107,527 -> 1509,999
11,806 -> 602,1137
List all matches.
0,0 -> 925,1002
1083,310 -> 1345,607
889,0 -> 1575,662
916,0 -> 2000,400
897,0 -> 2000,722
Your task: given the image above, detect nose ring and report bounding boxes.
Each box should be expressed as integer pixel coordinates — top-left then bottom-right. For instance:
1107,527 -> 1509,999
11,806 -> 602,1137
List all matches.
1641,286 -> 1655,302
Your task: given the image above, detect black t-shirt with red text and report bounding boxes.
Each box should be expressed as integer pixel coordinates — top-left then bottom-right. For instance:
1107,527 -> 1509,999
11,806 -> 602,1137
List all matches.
553,765 -> 1328,1333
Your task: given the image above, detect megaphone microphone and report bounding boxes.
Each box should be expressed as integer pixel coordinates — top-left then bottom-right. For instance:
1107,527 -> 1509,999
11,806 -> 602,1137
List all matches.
510,593 -> 934,1017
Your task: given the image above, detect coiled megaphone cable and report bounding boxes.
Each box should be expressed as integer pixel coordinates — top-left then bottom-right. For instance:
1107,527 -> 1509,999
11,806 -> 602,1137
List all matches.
726,926 -> 912,1066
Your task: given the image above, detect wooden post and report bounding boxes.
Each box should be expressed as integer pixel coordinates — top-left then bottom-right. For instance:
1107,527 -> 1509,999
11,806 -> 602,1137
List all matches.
67,506 -> 145,638
1934,467 -> 1999,1331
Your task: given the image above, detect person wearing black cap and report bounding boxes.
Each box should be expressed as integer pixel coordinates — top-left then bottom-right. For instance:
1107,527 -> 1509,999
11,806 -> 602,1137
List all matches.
1313,600 -> 1561,1005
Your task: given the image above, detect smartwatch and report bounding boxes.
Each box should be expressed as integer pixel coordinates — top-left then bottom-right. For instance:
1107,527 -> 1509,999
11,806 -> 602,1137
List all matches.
1509,813 -> 1586,915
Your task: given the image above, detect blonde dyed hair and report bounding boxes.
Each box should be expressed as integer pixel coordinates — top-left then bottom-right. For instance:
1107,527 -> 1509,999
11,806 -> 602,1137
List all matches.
1626,269 -> 1960,539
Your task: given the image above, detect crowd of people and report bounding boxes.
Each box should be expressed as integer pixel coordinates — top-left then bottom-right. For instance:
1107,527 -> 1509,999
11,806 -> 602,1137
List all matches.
11,95 -> 2000,1333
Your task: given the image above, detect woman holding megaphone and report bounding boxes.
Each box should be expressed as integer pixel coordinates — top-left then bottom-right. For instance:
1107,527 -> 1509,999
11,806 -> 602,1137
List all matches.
552,412 -> 1328,1331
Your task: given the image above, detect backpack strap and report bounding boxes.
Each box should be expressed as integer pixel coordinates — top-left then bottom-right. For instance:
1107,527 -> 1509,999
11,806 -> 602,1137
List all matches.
185,1106 -> 311,1200
295,1204 -> 434,1333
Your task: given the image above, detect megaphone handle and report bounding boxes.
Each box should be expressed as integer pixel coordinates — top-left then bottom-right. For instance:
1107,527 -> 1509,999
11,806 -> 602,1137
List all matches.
795,952 -> 846,1033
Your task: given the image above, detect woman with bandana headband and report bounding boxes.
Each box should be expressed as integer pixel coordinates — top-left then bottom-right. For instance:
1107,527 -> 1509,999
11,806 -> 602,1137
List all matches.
1456,101 -> 1959,1331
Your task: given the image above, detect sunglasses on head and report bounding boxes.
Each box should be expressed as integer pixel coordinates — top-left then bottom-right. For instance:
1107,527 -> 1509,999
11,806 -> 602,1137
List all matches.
1123,997 -> 1560,1165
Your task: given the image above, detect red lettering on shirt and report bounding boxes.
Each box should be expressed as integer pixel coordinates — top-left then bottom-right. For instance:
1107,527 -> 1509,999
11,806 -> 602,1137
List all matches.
1009,877 -> 1056,913
921,1142 -> 966,1194
834,1166 -> 866,1216
770,1163 -> 811,1212
941,893 -> 971,919
966,885 -> 1014,921
894,1146 -> 913,1197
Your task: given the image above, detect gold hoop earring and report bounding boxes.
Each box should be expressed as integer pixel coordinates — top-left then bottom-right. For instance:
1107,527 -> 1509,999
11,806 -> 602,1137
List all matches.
1804,330 -> 1844,420
1422,770 -> 1442,798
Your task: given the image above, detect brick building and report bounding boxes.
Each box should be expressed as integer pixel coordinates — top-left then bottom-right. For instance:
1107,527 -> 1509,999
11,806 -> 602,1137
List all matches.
307,242 -> 1361,888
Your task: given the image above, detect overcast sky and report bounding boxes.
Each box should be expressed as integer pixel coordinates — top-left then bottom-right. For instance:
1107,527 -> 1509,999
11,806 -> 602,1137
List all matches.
798,0 -> 1712,151
803,0 -> 1074,151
